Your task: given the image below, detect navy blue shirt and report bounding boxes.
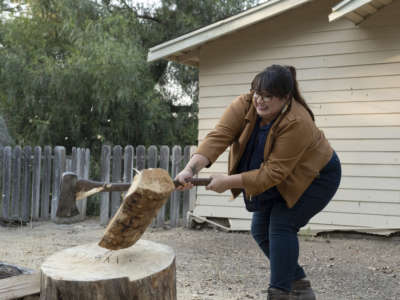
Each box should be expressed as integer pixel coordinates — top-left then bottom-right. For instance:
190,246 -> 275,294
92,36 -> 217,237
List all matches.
238,117 -> 273,173
237,117 -> 280,211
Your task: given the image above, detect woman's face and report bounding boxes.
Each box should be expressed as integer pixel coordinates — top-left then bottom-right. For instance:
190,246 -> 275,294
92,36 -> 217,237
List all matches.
252,91 -> 288,123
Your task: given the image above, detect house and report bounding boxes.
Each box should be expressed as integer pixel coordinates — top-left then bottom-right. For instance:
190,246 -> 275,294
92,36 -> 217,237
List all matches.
148,0 -> 400,233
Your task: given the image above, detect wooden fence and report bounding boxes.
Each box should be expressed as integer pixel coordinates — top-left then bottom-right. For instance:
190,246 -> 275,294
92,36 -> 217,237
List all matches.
0,145 -> 195,228
0,146 -> 90,222
98,145 -> 196,227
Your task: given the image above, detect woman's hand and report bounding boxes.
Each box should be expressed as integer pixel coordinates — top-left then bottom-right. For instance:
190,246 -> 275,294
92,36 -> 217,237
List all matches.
174,154 -> 210,191
174,168 -> 194,191
206,174 -> 230,193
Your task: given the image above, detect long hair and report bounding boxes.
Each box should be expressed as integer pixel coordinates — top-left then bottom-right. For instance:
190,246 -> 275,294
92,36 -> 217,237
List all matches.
251,64 -> 315,121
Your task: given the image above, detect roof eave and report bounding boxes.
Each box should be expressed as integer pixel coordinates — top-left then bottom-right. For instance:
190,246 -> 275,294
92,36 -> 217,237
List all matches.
147,0 -> 313,64
329,0 -> 393,24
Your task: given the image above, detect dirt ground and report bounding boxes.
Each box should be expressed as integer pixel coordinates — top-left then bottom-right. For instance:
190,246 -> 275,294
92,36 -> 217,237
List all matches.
0,218 -> 399,300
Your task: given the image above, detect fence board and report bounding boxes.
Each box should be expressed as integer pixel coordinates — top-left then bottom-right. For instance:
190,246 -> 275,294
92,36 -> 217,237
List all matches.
11,146 -> 22,218
182,146 -> 191,227
2,147 -> 11,219
40,146 -> 52,219
170,146 -> 182,227
31,146 -> 41,220
21,146 -> 32,221
76,148 -> 87,218
0,147 -> 3,208
123,146 -> 134,184
156,146 -> 170,227
0,147 -> 3,216
147,146 -> 158,227
51,146 -> 66,220
100,145 -> 111,226
77,148 -> 90,218
135,145 -> 146,171
147,146 -> 158,168
71,147 -> 77,172
111,146 -> 122,218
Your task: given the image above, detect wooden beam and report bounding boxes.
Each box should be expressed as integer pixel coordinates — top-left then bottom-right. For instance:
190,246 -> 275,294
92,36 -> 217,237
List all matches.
346,11 -> 365,24
374,0 -> 392,5
0,273 -> 40,299
363,3 -> 378,13
177,49 -> 200,64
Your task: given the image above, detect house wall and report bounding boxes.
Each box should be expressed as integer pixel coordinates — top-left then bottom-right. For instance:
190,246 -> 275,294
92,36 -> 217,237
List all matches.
194,0 -> 400,231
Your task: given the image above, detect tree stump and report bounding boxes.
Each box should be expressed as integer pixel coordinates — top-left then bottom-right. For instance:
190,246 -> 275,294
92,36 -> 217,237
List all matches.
40,240 -> 176,300
99,168 -> 175,250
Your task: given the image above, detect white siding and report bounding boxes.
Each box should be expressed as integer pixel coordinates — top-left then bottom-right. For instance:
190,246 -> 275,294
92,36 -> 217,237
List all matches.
194,0 -> 400,231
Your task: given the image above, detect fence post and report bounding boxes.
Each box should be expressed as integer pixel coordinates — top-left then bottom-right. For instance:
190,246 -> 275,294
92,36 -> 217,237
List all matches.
170,146 -> 182,227
123,146 -> 134,184
11,146 -> 22,219
21,146 -> 32,222
100,145 -> 111,226
51,146 -> 66,221
156,146 -> 170,227
2,147 -> 11,219
111,145 -> 123,218
31,146 -> 41,220
41,146 -> 52,219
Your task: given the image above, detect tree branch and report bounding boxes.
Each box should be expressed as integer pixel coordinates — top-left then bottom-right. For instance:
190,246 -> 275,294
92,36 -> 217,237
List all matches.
114,0 -> 163,24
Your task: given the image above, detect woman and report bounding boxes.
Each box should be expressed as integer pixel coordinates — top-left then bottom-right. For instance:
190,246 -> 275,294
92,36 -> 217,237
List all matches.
175,64 -> 341,300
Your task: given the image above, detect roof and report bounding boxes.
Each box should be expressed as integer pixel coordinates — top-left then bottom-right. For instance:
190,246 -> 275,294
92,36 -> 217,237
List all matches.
147,0 -> 395,66
329,0 -> 394,24
147,0 -> 314,66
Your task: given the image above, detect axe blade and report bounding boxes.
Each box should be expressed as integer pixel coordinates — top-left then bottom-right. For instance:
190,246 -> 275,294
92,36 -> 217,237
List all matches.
56,172 -> 80,219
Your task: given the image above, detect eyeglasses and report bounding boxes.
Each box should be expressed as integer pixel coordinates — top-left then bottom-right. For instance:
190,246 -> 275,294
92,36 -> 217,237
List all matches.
253,92 -> 273,103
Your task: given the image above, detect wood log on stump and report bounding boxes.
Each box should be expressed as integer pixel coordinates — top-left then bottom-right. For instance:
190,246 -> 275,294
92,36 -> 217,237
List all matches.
40,240 -> 176,300
99,168 -> 175,250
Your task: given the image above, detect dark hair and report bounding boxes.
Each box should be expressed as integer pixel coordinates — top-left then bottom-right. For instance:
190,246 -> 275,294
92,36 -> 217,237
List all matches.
251,64 -> 314,121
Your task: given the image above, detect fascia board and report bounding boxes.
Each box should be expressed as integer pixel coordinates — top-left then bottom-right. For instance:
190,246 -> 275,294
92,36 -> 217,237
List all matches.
329,0 -> 373,22
147,0 -> 313,62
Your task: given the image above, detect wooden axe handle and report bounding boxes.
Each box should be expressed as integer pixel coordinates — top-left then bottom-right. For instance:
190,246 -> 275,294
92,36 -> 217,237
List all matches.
76,179 -> 131,193
76,177 -> 212,193
173,178 -> 212,188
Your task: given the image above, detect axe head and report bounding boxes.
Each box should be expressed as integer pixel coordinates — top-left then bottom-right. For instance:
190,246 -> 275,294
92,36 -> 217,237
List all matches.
55,172 -> 80,220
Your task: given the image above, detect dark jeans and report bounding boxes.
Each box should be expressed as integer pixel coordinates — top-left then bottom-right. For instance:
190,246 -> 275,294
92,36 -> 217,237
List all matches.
250,152 -> 341,291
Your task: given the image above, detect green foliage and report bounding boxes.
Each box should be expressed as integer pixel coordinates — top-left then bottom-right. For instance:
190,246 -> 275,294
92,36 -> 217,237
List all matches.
0,0 -> 260,154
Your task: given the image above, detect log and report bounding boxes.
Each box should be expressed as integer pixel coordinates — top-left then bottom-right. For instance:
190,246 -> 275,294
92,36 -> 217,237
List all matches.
0,273 -> 40,300
40,240 -> 176,300
99,168 -> 175,250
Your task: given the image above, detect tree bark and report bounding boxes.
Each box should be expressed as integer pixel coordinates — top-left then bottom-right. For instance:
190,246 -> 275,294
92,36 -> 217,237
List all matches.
40,240 -> 176,300
99,168 -> 175,250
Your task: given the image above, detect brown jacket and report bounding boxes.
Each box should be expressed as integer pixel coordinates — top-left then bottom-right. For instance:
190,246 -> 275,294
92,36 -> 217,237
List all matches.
196,93 -> 333,208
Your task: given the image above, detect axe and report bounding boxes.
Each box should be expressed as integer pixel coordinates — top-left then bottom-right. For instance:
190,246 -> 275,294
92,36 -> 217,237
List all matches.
55,171 -> 211,220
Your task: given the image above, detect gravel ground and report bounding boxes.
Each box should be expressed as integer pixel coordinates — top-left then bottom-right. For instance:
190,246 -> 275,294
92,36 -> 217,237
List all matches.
0,218 -> 399,300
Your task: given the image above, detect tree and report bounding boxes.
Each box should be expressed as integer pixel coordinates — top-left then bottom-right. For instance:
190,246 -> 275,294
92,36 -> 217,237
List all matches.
0,0 -> 261,154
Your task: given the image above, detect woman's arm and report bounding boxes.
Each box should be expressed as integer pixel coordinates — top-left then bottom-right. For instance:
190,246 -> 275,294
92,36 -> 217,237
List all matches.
175,154 -> 210,190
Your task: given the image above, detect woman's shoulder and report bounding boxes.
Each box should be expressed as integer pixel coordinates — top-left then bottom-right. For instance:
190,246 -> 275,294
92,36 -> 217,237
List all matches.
276,100 -> 315,132
285,100 -> 313,123
232,93 -> 252,106
226,93 -> 253,115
